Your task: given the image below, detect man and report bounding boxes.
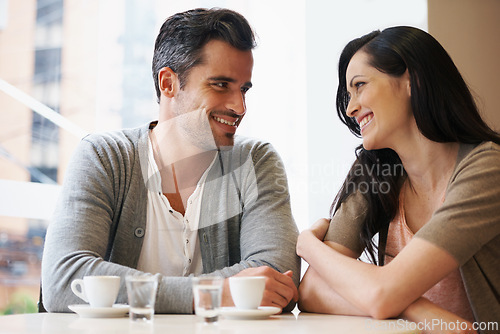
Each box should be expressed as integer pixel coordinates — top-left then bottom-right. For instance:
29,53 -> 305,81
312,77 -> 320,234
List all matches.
41,8 -> 300,313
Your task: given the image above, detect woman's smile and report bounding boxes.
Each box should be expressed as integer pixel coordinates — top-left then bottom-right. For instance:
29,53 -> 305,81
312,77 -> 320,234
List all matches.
358,113 -> 374,132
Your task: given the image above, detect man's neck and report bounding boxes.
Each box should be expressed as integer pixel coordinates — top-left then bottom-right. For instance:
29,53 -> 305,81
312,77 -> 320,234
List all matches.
150,122 -> 217,207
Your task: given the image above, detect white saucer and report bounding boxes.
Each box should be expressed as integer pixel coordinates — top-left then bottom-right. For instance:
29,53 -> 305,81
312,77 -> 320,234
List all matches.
68,304 -> 129,318
220,306 -> 281,320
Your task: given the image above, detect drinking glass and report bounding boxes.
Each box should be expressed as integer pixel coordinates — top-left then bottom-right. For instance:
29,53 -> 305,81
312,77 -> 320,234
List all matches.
126,275 -> 158,322
192,276 -> 224,323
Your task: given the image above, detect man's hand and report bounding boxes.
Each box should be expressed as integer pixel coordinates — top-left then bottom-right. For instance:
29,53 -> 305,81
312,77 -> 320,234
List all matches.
222,266 -> 298,311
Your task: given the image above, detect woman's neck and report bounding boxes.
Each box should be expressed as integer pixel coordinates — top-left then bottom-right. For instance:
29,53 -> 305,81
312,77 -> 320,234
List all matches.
397,137 -> 459,194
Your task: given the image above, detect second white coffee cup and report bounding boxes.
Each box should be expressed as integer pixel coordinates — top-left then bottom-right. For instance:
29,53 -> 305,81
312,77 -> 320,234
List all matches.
229,276 -> 265,309
71,275 -> 121,308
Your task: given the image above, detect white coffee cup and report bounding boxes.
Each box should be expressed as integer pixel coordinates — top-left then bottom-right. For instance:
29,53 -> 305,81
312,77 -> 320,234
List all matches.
71,275 -> 121,308
229,276 -> 266,310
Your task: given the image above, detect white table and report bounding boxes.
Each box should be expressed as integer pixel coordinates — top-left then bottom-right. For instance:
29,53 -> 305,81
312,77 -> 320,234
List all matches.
0,312 -> 420,334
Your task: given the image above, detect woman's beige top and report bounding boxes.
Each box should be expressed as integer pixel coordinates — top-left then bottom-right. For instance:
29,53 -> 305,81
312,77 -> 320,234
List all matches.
326,142 -> 500,327
385,188 -> 474,322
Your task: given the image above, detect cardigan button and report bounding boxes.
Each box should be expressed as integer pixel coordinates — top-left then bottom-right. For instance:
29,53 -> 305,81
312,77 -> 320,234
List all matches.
134,227 -> 145,238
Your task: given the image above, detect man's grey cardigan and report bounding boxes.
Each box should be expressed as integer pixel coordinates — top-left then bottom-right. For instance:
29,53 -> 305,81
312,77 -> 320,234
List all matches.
41,123 -> 300,313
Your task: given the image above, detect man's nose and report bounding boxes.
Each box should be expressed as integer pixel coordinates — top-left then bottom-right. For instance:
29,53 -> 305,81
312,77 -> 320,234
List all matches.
227,91 -> 246,116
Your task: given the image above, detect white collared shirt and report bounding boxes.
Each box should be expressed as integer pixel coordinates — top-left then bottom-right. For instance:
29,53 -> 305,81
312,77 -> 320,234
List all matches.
136,135 -> 216,276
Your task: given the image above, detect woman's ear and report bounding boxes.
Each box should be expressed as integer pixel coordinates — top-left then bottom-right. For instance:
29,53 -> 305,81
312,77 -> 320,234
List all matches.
158,67 -> 179,98
404,70 -> 411,97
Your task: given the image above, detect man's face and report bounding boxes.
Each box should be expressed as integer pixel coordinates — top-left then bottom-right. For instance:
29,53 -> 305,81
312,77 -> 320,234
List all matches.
173,39 -> 254,150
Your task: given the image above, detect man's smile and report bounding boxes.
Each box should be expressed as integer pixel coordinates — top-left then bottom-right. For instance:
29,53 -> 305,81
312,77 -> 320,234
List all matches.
213,116 -> 237,126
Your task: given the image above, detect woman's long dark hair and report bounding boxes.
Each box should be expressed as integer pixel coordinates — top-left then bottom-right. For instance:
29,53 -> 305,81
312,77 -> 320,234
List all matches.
333,26 -> 500,265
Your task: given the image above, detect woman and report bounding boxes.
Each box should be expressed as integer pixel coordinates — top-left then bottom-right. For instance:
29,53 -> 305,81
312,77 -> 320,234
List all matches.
297,26 -> 500,334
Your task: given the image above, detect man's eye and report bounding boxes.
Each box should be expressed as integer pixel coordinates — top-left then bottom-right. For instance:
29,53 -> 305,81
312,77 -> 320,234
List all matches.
212,82 -> 227,89
241,86 -> 250,94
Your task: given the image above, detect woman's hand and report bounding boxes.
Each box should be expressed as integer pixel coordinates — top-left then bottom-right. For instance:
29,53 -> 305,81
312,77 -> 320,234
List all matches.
309,218 -> 331,240
297,218 -> 330,259
402,297 -> 477,334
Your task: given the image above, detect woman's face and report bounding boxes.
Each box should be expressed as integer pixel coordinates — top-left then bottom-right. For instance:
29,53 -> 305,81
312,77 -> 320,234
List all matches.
345,51 -> 414,151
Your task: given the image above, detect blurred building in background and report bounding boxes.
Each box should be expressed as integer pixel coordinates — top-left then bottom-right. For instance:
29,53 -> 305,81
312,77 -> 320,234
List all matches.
0,0 -> 156,313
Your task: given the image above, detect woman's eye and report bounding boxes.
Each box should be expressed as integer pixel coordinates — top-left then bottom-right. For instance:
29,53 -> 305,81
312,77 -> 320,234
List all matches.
355,81 -> 365,89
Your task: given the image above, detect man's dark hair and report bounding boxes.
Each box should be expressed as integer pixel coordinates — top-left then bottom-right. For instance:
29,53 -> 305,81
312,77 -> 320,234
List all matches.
152,8 -> 256,103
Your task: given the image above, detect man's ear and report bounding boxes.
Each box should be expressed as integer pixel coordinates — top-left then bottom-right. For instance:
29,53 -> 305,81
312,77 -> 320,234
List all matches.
158,67 -> 179,98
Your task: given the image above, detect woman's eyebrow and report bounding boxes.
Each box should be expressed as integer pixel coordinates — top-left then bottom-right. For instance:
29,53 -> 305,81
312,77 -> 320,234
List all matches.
349,75 -> 362,88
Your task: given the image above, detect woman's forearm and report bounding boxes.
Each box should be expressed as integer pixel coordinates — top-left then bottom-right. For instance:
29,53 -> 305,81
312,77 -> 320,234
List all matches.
297,229 -> 387,317
297,230 -> 460,319
299,266 -> 366,316
299,264 -> 475,334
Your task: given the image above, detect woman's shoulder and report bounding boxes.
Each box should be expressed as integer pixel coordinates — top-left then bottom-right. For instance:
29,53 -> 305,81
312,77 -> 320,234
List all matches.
456,141 -> 500,168
448,141 -> 500,193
